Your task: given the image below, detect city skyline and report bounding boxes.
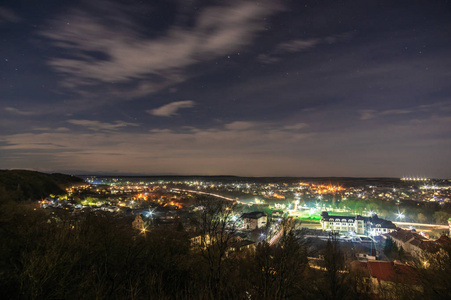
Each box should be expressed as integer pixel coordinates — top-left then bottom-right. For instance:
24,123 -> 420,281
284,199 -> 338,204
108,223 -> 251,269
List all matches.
1,0 -> 450,177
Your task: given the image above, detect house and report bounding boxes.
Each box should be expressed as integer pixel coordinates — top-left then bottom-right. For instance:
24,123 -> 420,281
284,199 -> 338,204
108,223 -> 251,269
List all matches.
320,212 -> 396,236
132,215 -> 150,232
367,215 -> 397,236
351,260 -> 422,299
241,211 -> 267,230
387,229 -> 451,258
189,233 -> 211,249
227,238 -> 255,256
435,235 -> 451,249
386,229 -> 428,257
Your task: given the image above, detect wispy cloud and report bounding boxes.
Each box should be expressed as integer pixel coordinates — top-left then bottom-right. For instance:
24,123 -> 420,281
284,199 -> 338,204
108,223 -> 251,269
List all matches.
67,119 -> 139,131
255,54 -> 280,64
39,1 -> 282,99
4,107 -> 39,116
258,32 -> 353,64
224,121 -> 256,130
148,100 -> 195,117
0,7 -> 21,23
284,123 -> 309,130
358,109 -> 377,120
358,102 -> 450,120
379,109 -> 413,116
275,38 -> 321,53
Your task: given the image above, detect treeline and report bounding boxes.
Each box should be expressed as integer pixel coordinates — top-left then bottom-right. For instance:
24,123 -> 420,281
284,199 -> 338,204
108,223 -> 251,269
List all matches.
0,170 -> 84,202
0,199 -> 449,299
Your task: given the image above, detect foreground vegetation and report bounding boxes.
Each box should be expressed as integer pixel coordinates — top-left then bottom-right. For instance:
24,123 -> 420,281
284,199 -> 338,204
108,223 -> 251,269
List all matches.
0,170 -> 84,202
0,196 -> 450,300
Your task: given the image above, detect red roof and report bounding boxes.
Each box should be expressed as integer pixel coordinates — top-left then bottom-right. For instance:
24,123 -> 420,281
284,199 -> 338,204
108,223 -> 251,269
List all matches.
350,260 -> 370,276
367,261 -> 418,284
436,235 -> 451,247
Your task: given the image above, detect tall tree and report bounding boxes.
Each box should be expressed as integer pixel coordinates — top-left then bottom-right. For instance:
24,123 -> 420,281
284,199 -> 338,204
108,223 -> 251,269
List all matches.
319,234 -> 347,300
192,196 -> 236,298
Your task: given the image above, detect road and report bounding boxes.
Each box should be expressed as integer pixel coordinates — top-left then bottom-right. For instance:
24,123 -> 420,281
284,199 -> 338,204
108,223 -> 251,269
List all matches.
393,221 -> 448,229
268,228 -> 283,246
172,188 -> 248,205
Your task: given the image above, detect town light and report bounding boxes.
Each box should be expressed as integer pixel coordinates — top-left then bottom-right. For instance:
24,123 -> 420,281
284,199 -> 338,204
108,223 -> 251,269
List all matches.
396,212 -> 405,220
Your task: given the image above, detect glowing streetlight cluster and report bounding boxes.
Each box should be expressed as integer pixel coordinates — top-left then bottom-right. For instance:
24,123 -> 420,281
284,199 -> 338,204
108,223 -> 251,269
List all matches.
401,177 -> 430,181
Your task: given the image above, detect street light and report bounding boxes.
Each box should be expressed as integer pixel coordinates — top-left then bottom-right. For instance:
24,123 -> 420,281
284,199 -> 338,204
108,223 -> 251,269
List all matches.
141,226 -> 148,235
396,212 -> 405,220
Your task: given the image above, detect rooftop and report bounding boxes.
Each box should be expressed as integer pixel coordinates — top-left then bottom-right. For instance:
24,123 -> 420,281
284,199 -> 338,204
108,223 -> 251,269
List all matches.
352,261 -> 419,285
241,211 -> 267,219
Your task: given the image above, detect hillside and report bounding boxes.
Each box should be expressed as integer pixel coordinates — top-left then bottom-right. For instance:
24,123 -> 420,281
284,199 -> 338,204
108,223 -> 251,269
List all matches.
0,170 -> 85,202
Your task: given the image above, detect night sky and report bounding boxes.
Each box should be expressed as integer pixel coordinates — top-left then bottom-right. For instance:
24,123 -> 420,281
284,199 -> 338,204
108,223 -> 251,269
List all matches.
1,0 -> 450,177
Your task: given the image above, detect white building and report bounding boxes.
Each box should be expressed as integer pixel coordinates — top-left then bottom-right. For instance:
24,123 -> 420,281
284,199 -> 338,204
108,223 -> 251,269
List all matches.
320,212 -> 396,236
367,217 -> 397,236
321,212 -> 365,234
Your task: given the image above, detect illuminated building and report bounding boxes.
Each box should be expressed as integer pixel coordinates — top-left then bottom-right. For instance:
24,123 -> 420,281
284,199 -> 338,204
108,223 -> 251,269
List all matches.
321,212 -> 366,234
241,211 -> 267,230
320,212 -> 396,236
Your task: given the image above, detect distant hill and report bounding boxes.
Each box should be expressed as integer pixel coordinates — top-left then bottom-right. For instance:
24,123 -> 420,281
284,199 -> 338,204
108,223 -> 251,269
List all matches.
80,175 -> 403,187
0,170 -> 85,202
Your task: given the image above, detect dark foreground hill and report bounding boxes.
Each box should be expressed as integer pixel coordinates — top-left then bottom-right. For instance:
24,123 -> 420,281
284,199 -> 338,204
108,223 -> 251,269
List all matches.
0,170 -> 84,202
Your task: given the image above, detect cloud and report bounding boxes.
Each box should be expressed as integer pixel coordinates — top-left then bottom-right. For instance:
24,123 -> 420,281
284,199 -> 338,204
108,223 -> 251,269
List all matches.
358,103 -> 446,120
417,102 -> 451,111
55,127 -> 70,132
31,127 -> 51,131
255,54 -> 281,64
284,123 -> 309,130
148,100 -> 195,117
0,122 -> 314,176
224,121 -> 256,130
4,107 -> 39,116
380,109 -> 413,115
359,109 -> 377,120
39,1 -> 282,99
275,38 -> 321,53
67,119 -> 139,131
258,32 -> 353,64
0,7 -> 21,23
1,115 -> 449,177
278,32 -> 353,54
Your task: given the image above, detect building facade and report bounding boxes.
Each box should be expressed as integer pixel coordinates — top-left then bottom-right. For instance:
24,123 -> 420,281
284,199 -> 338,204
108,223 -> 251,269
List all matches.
320,212 -> 396,236
241,211 -> 267,230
